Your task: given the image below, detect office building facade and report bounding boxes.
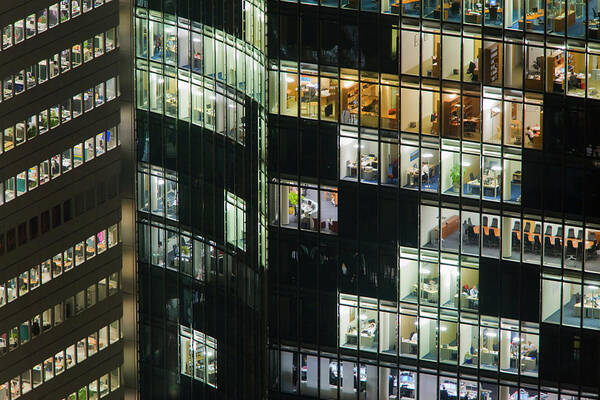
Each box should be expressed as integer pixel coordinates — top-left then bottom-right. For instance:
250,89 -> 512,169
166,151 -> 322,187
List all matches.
267,0 -> 600,399
131,0 -> 268,398
0,0 -> 124,399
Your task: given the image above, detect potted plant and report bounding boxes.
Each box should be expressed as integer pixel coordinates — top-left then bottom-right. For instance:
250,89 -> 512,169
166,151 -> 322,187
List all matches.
49,109 -> 59,128
450,164 -> 461,192
288,191 -> 298,216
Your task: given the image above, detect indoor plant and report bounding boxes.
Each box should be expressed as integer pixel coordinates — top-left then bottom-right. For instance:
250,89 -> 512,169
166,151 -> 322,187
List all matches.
450,164 -> 461,192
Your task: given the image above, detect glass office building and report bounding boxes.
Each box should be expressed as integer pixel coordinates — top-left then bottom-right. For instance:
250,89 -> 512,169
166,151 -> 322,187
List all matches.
0,0 -> 124,399
132,0 -> 269,398
267,0 -> 600,399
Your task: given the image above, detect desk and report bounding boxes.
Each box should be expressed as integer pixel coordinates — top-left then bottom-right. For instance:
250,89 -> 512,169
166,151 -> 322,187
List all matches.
480,350 -> 499,366
467,179 -> 500,198
552,9 -> 576,32
345,333 -> 375,348
574,300 -> 600,318
440,345 -> 458,361
521,356 -> 537,372
456,293 -> 479,309
400,339 -> 418,354
421,284 -> 439,302
441,215 -> 459,239
518,9 -> 544,29
392,0 -> 420,13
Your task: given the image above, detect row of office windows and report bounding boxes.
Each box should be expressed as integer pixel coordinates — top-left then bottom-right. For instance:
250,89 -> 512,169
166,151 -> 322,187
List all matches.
135,67 -> 247,145
1,27 -> 117,104
268,180 -> 339,234
62,367 -> 121,400
0,127 -> 119,206
134,9 -> 266,105
417,207 -> 600,270
339,293 -> 538,374
61,367 -> 121,400
273,349 -> 593,400
339,133 -> 523,204
542,272 -> 600,329
0,0 -> 112,52
0,272 -> 120,356
179,325 -> 218,388
137,220 -> 226,282
1,76 -> 118,154
279,0 -> 600,41
0,319 -> 121,400
0,224 -> 119,307
137,164 -> 179,221
268,67 -> 545,150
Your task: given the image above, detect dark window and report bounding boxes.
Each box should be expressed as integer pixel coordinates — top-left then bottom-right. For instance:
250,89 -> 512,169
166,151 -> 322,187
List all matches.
41,210 -> 50,233
479,257 -> 500,316
17,223 -> 27,246
52,205 -> 61,228
6,229 -> 16,252
0,234 -> 5,256
29,216 -> 39,240
320,18 -> 339,66
63,200 -> 72,222
75,193 -> 85,216
97,182 -> 106,205
86,188 -> 95,211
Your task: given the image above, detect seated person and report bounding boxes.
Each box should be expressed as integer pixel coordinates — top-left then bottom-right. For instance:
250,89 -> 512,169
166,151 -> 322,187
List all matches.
409,331 -> 418,342
522,341 -> 537,358
361,320 -> 377,336
469,285 -> 478,297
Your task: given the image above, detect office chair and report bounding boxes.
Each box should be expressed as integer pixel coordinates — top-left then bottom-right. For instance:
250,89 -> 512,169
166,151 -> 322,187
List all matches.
554,237 -> 563,257
513,220 -> 521,232
544,236 -> 554,258
545,225 -> 553,236
533,224 -> 541,234
576,241 -> 584,260
566,240 -> 577,259
557,226 -> 563,238
568,228 -> 575,239
524,222 -> 531,233
512,231 -> 521,251
533,234 -> 542,254
492,229 -> 500,247
482,216 -> 488,226
469,172 -> 475,181
577,230 -> 583,240
491,218 -> 498,228
524,233 -> 533,252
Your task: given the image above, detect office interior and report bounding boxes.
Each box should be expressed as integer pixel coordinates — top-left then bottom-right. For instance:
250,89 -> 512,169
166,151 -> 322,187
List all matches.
543,274 -> 600,330
417,208 -> 600,271
277,345 -> 596,400
273,181 -> 339,234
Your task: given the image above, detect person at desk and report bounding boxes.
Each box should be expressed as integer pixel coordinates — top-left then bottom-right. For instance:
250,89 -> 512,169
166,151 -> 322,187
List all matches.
361,320 -> 377,336
409,331 -> 418,342
193,51 -> 202,70
522,342 -> 537,358
469,285 -> 478,297
526,126 -> 535,143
